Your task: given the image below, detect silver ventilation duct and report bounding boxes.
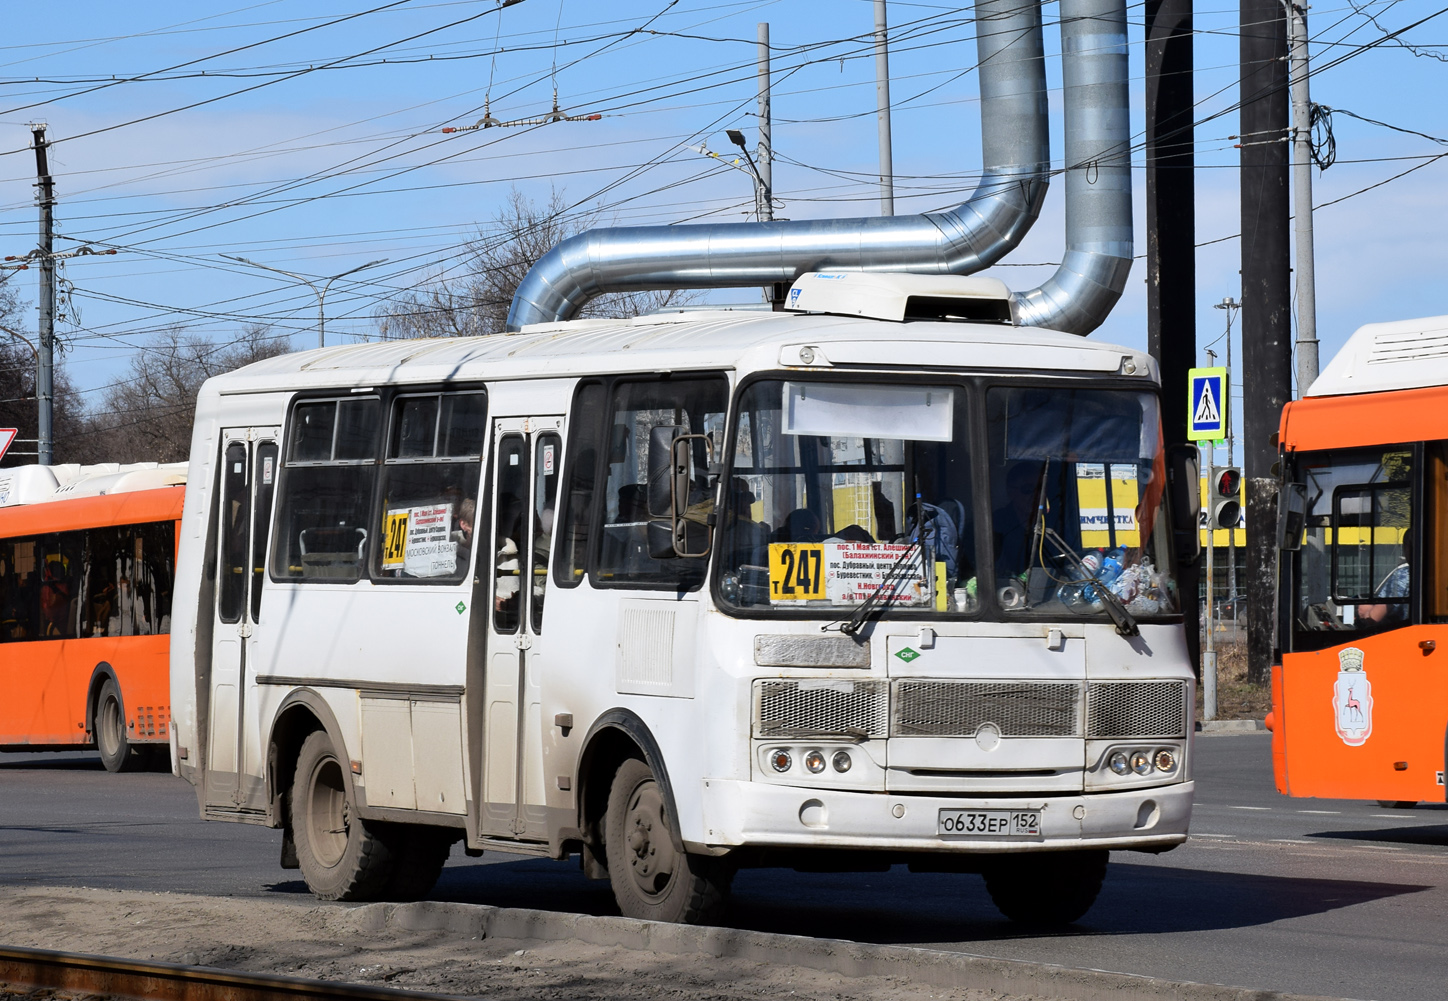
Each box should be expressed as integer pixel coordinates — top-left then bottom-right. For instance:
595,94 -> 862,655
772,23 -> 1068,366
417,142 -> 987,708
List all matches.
1009,0 -> 1132,334
506,0 -> 1049,331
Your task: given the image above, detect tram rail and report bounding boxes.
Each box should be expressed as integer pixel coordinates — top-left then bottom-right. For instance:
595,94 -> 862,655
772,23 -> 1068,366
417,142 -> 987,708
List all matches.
0,944 -> 461,1001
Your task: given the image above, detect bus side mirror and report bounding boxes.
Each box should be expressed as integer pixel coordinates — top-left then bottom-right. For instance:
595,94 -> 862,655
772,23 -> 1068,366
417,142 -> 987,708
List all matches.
646,426 -> 714,560
1166,444 -> 1202,566
1279,481 -> 1307,552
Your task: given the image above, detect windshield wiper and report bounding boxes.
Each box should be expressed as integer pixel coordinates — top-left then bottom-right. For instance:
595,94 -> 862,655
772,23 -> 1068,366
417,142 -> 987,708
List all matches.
831,537 -> 922,636
1041,527 -> 1139,637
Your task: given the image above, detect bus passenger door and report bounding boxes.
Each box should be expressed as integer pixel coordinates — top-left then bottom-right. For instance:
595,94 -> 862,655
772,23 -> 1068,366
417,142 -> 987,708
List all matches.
480,416 -> 563,839
205,427 -> 280,810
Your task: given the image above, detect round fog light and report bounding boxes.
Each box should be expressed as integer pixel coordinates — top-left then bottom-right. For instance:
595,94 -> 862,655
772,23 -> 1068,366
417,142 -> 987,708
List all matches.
1109,751 -> 1130,775
1131,750 -> 1153,775
1154,749 -> 1177,773
832,750 -> 852,773
805,750 -> 827,774
769,749 -> 792,773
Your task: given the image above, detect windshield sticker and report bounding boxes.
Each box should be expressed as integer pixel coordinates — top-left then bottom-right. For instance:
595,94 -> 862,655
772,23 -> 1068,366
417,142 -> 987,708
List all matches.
381,503 -> 457,578
769,541 -> 928,606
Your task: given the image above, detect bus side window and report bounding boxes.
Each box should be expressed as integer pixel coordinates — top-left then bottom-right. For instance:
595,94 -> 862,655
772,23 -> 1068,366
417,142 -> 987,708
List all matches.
38,531 -> 84,640
554,380 -> 606,589
84,527 -> 120,638
1,539 -> 38,641
593,375 -> 728,590
1428,442 -> 1448,621
271,398 -> 381,582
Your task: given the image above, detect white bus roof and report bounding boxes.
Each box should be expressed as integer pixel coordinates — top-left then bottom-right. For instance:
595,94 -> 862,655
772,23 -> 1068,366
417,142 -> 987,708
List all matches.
0,462 -> 188,508
202,311 -> 1156,397
1308,313 -> 1448,398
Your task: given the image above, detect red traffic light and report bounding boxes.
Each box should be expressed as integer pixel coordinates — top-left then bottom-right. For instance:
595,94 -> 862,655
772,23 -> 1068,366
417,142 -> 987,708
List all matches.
1214,468 -> 1241,498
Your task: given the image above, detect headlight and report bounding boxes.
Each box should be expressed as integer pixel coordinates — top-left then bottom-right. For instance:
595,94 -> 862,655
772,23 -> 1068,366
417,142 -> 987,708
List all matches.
1131,750 -> 1153,775
832,750 -> 852,773
1154,749 -> 1177,773
804,750 -> 827,774
1109,751 -> 1130,775
769,749 -> 792,773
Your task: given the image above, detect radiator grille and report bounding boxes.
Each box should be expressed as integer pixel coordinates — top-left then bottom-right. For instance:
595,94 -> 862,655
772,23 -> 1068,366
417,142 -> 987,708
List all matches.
890,680 -> 1082,737
754,679 -> 889,738
1086,681 -> 1189,738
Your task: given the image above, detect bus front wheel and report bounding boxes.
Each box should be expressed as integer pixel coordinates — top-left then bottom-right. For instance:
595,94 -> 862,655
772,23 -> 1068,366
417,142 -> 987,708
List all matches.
604,757 -> 730,924
95,679 -> 146,773
291,731 -> 395,901
983,850 -> 1108,927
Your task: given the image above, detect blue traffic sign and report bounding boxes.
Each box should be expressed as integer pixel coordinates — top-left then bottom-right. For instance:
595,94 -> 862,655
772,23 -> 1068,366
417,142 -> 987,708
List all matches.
1187,367 -> 1227,442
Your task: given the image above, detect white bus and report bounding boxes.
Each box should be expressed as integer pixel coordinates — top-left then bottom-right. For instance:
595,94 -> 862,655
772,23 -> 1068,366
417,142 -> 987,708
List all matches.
170,272 -> 1200,925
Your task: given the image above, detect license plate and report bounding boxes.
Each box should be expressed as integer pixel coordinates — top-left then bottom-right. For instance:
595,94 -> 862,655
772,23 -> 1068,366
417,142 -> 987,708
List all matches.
937,809 -> 1041,837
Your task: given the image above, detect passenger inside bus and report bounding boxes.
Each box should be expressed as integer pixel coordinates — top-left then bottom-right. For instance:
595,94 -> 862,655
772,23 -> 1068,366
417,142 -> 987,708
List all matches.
1361,531 -> 1411,625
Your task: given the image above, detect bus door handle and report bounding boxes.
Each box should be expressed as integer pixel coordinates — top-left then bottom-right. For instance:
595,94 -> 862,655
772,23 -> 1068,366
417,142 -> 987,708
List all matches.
514,632 -> 532,651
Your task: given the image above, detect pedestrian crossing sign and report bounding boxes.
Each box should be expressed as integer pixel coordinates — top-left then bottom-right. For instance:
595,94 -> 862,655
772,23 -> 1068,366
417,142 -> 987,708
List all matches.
1188,367 -> 1227,442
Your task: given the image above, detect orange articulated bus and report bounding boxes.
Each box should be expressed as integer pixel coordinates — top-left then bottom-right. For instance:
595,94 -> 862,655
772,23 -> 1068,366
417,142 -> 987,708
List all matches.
1273,314 -> 1448,807
0,462 -> 186,771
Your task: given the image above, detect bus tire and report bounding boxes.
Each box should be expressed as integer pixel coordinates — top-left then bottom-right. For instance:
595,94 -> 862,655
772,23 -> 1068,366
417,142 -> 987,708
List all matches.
379,825 -> 453,901
983,850 -> 1108,927
604,757 -> 730,924
291,731 -> 395,901
95,678 -> 145,773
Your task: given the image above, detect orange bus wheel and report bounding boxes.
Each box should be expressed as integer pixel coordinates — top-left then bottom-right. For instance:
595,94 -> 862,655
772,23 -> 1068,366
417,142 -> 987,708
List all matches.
95,679 -> 147,774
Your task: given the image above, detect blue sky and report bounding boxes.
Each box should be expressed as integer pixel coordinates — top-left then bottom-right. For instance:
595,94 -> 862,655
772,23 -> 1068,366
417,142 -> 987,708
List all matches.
0,0 -> 1444,429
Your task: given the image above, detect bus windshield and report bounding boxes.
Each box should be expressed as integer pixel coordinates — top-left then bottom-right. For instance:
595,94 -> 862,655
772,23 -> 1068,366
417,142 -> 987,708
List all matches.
715,379 -> 1177,619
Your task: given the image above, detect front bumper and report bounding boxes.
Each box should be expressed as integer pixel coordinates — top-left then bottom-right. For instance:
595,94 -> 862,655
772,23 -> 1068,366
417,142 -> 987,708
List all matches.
697,778 -> 1193,853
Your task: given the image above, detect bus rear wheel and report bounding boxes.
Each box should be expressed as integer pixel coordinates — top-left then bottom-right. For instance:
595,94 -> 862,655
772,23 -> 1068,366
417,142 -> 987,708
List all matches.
291,731 -> 395,901
95,679 -> 145,773
604,757 -> 730,924
983,850 -> 1108,927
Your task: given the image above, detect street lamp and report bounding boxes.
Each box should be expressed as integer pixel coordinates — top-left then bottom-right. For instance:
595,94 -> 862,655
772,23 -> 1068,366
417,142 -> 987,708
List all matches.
725,129 -> 772,222
223,256 -> 389,350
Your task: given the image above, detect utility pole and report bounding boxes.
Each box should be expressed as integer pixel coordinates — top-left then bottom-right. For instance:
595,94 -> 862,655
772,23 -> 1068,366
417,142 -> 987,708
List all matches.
1286,0 -> 1318,393
1239,0 -> 1291,687
224,256 -> 387,349
1144,0 -> 1198,671
756,22 -> 773,222
873,0 -> 894,216
1203,351 -> 1218,721
30,125 -> 54,466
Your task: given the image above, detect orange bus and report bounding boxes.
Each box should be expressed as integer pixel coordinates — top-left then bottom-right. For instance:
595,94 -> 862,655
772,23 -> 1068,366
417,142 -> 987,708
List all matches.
0,463 -> 185,772
1272,313 -> 1448,807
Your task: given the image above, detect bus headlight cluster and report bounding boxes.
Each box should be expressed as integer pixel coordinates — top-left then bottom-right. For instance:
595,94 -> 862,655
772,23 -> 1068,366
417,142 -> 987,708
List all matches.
766,748 -> 854,775
1108,748 -> 1178,776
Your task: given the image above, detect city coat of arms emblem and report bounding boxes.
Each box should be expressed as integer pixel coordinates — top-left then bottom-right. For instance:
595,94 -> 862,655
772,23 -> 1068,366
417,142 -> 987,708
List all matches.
1332,647 -> 1373,746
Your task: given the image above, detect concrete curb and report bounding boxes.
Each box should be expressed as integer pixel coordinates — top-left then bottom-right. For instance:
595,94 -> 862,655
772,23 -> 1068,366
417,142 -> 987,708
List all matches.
1197,720 -> 1266,734
344,899 -> 1349,1001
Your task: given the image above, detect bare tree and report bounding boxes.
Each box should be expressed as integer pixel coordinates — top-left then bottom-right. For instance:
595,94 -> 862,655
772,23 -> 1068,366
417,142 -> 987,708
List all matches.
79,325 -> 291,463
0,276 -> 91,466
375,188 -> 696,339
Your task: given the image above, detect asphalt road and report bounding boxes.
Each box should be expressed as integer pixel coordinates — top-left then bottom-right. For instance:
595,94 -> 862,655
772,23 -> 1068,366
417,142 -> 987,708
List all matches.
4,734 -> 1447,1001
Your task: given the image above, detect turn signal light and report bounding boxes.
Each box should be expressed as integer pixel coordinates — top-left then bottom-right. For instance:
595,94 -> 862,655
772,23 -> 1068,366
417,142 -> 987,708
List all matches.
769,749 -> 792,773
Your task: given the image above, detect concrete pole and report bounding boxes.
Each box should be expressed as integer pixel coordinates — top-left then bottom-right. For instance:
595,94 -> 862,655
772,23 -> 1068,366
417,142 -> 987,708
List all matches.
1144,0 -> 1199,674
756,22 -> 773,222
1239,0 -> 1292,687
873,0 -> 894,216
31,125 -> 54,467
1286,0 -> 1318,394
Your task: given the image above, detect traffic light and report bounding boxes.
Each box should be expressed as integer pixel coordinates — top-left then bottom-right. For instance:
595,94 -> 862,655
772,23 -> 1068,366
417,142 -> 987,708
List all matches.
1210,467 -> 1242,529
